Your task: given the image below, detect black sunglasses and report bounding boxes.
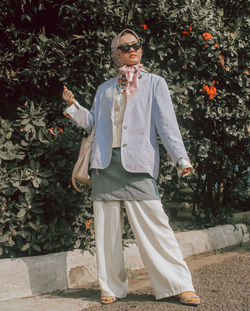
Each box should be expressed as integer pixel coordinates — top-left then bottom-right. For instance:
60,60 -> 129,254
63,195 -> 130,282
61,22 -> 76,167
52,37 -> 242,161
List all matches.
117,42 -> 142,53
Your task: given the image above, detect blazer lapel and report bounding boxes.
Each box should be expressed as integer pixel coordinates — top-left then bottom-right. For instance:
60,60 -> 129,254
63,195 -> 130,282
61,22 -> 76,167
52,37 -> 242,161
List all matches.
104,76 -> 118,121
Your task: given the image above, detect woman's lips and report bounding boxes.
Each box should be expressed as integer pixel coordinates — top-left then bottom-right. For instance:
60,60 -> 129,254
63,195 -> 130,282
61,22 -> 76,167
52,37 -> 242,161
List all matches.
129,54 -> 137,58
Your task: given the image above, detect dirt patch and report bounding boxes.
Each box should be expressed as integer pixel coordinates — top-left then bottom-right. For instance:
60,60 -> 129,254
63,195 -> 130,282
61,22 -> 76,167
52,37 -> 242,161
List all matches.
84,241 -> 250,311
185,241 -> 250,272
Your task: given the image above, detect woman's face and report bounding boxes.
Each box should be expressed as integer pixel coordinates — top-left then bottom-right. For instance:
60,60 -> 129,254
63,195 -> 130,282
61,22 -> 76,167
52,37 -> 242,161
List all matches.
117,33 -> 142,66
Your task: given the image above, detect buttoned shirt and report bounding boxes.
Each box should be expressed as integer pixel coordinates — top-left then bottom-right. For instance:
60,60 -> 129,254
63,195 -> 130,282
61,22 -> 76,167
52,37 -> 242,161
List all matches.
112,90 -> 127,148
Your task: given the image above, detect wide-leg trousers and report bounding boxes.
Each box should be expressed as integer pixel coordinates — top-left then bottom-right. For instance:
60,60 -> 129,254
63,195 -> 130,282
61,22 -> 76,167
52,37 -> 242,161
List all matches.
93,200 -> 195,300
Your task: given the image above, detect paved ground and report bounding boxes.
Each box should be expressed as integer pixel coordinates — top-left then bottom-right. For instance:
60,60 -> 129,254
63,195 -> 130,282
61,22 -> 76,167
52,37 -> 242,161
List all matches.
1,241 -> 249,311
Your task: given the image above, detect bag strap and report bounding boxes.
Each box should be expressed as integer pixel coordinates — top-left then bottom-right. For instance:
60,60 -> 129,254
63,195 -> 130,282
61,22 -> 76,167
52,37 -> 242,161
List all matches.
72,127 -> 95,192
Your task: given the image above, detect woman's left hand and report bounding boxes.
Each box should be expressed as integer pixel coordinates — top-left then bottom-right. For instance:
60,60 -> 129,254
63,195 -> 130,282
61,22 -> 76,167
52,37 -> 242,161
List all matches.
178,158 -> 193,177
180,166 -> 193,177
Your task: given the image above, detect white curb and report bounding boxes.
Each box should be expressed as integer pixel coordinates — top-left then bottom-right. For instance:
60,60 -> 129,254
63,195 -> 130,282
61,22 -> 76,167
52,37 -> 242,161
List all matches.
0,223 -> 248,301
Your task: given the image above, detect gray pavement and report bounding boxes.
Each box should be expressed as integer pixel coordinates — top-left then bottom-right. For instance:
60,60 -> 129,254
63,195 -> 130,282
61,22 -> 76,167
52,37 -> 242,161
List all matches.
1,241 -> 249,311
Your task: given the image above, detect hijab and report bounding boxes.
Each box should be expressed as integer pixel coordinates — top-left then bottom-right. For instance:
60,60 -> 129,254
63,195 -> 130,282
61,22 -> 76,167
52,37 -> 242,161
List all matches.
111,29 -> 148,99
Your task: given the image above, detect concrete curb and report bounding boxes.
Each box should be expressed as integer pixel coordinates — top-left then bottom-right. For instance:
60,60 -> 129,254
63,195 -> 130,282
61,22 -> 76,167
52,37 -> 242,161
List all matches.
0,223 -> 249,301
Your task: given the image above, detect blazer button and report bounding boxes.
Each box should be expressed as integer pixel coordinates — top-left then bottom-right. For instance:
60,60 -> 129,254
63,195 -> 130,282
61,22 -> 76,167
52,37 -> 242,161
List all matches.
123,125 -> 127,129
122,143 -> 127,147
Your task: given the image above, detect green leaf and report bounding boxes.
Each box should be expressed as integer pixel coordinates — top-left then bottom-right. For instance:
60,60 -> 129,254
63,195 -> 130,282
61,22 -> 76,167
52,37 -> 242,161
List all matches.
32,180 -> 40,188
22,243 -> 31,251
0,234 -> 9,243
38,34 -> 48,42
21,140 -> 29,146
32,120 -> 46,127
149,45 -> 156,50
30,207 -> 43,214
0,152 -> 10,160
17,209 -> 26,218
30,159 -> 36,170
39,171 -> 52,178
38,129 -> 49,144
25,192 -> 33,203
28,222 -> 38,230
174,87 -> 186,93
127,9 -> 133,22
21,119 -> 30,125
18,186 -> 29,193
32,244 -> 41,252
6,132 -> 12,140
41,179 -> 49,186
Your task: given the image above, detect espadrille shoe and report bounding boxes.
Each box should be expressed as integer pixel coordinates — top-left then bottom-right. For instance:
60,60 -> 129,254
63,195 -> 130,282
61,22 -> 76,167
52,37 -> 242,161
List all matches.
100,296 -> 117,304
179,291 -> 200,306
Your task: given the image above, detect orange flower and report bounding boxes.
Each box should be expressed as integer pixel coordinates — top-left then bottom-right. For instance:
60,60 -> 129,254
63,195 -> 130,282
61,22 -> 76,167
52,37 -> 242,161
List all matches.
202,32 -> 213,40
85,219 -> 92,231
214,43 -> 219,47
202,85 -> 210,93
208,85 -> 217,99
59,128 -> 64,133
140,24 -> 147,30
202,84 -> 217,100
219,54 -> 225,66
182,26 -> 192,37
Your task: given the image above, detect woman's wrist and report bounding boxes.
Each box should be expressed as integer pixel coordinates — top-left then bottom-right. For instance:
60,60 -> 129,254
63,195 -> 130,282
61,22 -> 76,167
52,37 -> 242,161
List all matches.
176,158 -> 193,177
176,158 -> 190,167
66,99 -> 76,107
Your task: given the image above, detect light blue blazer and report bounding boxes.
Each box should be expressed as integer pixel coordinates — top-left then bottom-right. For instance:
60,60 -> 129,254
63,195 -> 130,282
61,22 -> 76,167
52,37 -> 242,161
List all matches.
66,73 -> 188,179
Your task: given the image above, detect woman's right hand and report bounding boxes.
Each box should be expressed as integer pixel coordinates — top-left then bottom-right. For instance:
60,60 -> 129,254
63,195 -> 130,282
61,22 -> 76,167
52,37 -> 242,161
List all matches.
62,86 -> 76,107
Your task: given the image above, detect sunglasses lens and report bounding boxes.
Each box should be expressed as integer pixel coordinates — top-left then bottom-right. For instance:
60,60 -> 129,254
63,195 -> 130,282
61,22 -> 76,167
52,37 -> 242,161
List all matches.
118,42 -> 142,52
132,43 -> 141,50
119,45 -> 130,52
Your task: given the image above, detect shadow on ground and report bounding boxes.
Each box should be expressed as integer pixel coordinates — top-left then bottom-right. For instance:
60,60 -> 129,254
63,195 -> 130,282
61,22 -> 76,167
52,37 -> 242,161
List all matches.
46,241 -> 250,311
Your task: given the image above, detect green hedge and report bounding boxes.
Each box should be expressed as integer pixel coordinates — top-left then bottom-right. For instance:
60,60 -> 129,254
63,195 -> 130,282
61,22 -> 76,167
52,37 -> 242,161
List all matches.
0,0 -> 249,258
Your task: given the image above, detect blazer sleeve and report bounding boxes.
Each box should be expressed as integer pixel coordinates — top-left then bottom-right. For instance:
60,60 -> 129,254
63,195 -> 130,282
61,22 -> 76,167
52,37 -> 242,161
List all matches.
64,89 -> 99,133
154,77 -> 188,165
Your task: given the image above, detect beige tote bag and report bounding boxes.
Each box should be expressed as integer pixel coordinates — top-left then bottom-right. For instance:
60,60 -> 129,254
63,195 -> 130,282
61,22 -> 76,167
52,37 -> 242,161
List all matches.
72,128 -> 95,192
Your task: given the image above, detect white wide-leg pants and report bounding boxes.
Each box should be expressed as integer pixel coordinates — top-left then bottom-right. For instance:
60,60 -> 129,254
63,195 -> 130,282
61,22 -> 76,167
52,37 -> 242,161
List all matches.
93,200 -> 195,300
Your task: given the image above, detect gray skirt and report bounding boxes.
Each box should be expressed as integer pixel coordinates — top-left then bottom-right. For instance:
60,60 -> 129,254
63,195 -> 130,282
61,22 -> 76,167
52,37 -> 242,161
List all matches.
90,148 -> 160,201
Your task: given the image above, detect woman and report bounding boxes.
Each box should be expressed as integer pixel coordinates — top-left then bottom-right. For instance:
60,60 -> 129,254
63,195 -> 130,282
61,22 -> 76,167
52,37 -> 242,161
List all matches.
62,29 -> 200,306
